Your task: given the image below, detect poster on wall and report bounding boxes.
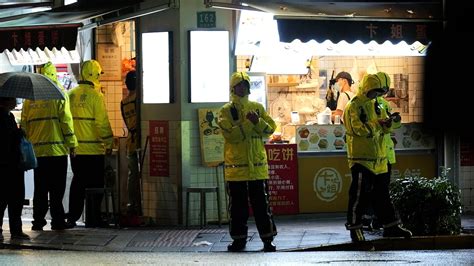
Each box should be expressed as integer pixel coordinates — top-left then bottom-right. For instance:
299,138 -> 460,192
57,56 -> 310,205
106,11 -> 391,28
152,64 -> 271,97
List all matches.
198,108 -> 224,167
265,144 -> 299,215
248,72 -> 267,109
97,43 -> 122,81
149,120 -> 169,177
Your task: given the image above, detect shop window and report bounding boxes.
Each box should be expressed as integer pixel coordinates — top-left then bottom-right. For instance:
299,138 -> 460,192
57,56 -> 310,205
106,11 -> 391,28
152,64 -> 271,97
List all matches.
189,31 -> 229,103
142,31 -> 173,104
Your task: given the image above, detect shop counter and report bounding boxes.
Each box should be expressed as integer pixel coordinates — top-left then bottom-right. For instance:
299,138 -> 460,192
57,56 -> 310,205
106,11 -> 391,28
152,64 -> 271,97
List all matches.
292,123 -> 437,214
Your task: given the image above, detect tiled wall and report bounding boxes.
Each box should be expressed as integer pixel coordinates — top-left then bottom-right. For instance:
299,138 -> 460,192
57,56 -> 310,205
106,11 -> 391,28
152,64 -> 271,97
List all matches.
460,166 -> 474,213
237,56 -> 425,123
139,119 -> 227,226
96,22 -> 136,137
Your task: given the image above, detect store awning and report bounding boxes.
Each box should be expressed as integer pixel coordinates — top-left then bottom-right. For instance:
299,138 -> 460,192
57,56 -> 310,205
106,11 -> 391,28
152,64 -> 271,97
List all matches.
239,0 -> 443,45
0,4 -> 133,51
276,18 -> 442,45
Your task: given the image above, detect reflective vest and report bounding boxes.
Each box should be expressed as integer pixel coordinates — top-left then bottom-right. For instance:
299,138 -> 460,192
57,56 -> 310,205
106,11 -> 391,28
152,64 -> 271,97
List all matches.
120,93 -> 138,154
68,83 -> 113,155
21,96 -> 77,157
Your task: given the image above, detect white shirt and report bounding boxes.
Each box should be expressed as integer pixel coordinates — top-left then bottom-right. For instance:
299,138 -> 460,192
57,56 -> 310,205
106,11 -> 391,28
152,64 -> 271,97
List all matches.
337,90 -> 354,122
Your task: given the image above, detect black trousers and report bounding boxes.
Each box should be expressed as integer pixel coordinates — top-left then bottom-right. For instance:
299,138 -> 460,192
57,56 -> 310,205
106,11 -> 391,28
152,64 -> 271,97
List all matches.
346,163 -> 399,229
32,156 -> 68,228
68,155 -> 105,224
0,166 -> 24,234
227,180 -> 277,242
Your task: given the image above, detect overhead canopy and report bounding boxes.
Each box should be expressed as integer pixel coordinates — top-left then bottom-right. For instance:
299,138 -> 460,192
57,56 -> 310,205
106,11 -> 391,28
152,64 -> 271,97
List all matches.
0,3 -> 134,51
241,1 -> 443,45
276,18 -> 442,45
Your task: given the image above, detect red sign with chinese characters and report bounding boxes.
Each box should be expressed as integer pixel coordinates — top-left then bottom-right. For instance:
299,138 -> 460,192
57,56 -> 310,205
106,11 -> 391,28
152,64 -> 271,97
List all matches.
0,24 -> 79,51
149,121 -> 169,177
265,144 -> 299,215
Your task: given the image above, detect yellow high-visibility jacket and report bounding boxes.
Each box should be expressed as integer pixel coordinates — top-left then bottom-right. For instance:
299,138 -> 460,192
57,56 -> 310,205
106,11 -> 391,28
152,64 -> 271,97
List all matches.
68,82 -> 113,155
21,97 -> 78,157
343,74 -> 389,174
218,71 -> 276,181
376,97 -> 401,164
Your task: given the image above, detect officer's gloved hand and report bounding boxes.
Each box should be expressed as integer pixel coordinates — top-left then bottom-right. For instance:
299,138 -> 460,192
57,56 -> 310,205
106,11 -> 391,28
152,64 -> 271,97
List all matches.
390,112 -> 401,123
246,111 -> 259,125
378,118 -> 392,128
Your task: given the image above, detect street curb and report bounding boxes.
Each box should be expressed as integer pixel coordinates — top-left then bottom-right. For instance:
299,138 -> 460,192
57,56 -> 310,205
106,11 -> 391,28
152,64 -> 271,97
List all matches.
288,235 -> 474,251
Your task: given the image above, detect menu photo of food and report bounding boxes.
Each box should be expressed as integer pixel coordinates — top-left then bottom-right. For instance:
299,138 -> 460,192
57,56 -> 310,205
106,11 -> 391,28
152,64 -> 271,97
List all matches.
296,125 -> 347,151
392,124 -> 435,150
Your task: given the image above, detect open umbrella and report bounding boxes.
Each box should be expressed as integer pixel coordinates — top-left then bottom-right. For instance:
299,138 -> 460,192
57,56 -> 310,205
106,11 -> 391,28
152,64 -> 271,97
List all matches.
0,72 -> 65,100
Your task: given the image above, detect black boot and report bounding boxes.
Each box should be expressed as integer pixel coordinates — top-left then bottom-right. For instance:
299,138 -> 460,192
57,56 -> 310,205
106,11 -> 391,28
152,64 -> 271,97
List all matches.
263,240 -> 276,252
350,229 -> 366,242
227,239 -> 246,252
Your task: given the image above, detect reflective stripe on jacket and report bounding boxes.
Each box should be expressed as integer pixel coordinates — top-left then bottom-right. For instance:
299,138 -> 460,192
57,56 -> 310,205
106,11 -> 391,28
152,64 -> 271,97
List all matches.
377,97 -> 401,164
218,101 -> 276,181
69,83 -> 113,155
343,74 -> 388,175
21,95 -> 78,157
120,93 -> 138,154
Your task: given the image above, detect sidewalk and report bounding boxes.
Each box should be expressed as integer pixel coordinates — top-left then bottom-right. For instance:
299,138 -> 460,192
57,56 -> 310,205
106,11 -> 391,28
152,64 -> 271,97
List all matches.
1,214 -> 473,252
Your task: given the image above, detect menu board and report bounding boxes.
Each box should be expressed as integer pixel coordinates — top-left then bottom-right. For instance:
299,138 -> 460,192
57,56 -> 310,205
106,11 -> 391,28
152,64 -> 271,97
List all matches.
198,108 -> 224,167
295,123 -> 435,152
265,144 -> 299,215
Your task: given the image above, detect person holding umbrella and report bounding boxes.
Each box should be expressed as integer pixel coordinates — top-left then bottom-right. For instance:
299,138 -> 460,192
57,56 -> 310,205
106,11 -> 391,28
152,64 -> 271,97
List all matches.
0,96 -> 30,240
21,62 -> 78,231
66,60 -> 114,228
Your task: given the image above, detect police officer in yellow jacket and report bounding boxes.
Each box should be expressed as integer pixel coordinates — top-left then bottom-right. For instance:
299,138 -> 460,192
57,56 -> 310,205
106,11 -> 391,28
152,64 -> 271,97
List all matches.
21,62 -> 78,231
66,60 -> 114,228
344,73 -> 411,242
217,71 -> 277,252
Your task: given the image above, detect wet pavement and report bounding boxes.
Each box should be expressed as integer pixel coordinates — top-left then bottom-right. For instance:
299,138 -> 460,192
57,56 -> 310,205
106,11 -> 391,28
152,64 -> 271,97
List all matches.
1,213 -> 473,252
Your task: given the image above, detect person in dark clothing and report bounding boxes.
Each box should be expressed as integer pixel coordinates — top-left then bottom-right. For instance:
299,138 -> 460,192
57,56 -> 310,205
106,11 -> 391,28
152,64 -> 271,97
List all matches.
0,97 -> 30,240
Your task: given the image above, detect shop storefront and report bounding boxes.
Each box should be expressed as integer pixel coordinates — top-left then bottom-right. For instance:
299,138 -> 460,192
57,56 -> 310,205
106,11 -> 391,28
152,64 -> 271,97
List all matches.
233,4 -> 442,214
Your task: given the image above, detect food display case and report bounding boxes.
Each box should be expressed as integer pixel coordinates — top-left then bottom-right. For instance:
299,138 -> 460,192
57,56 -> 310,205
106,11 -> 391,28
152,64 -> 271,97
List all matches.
294,123 -> 437,214
295,123 -> 436,153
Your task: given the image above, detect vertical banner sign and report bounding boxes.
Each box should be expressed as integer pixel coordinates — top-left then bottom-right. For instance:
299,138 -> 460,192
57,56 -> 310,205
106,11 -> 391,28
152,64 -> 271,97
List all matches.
149,120 -> 169,177
198,108 -> 224,167
265,144 -> 299,215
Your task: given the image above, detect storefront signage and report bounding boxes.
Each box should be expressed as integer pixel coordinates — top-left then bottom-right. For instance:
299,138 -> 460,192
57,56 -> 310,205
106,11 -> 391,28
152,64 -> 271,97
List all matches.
198,108 -> 224,167
314,167 -> 343,202
298,151 -> 436,213
265,144 -> 299,215
97,43 -> 122,81
299,156 -> 350,213
277,19 -> 441,44
0,24 -> 79,51
197,11 -> 216,28
149,120 -> 169,177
